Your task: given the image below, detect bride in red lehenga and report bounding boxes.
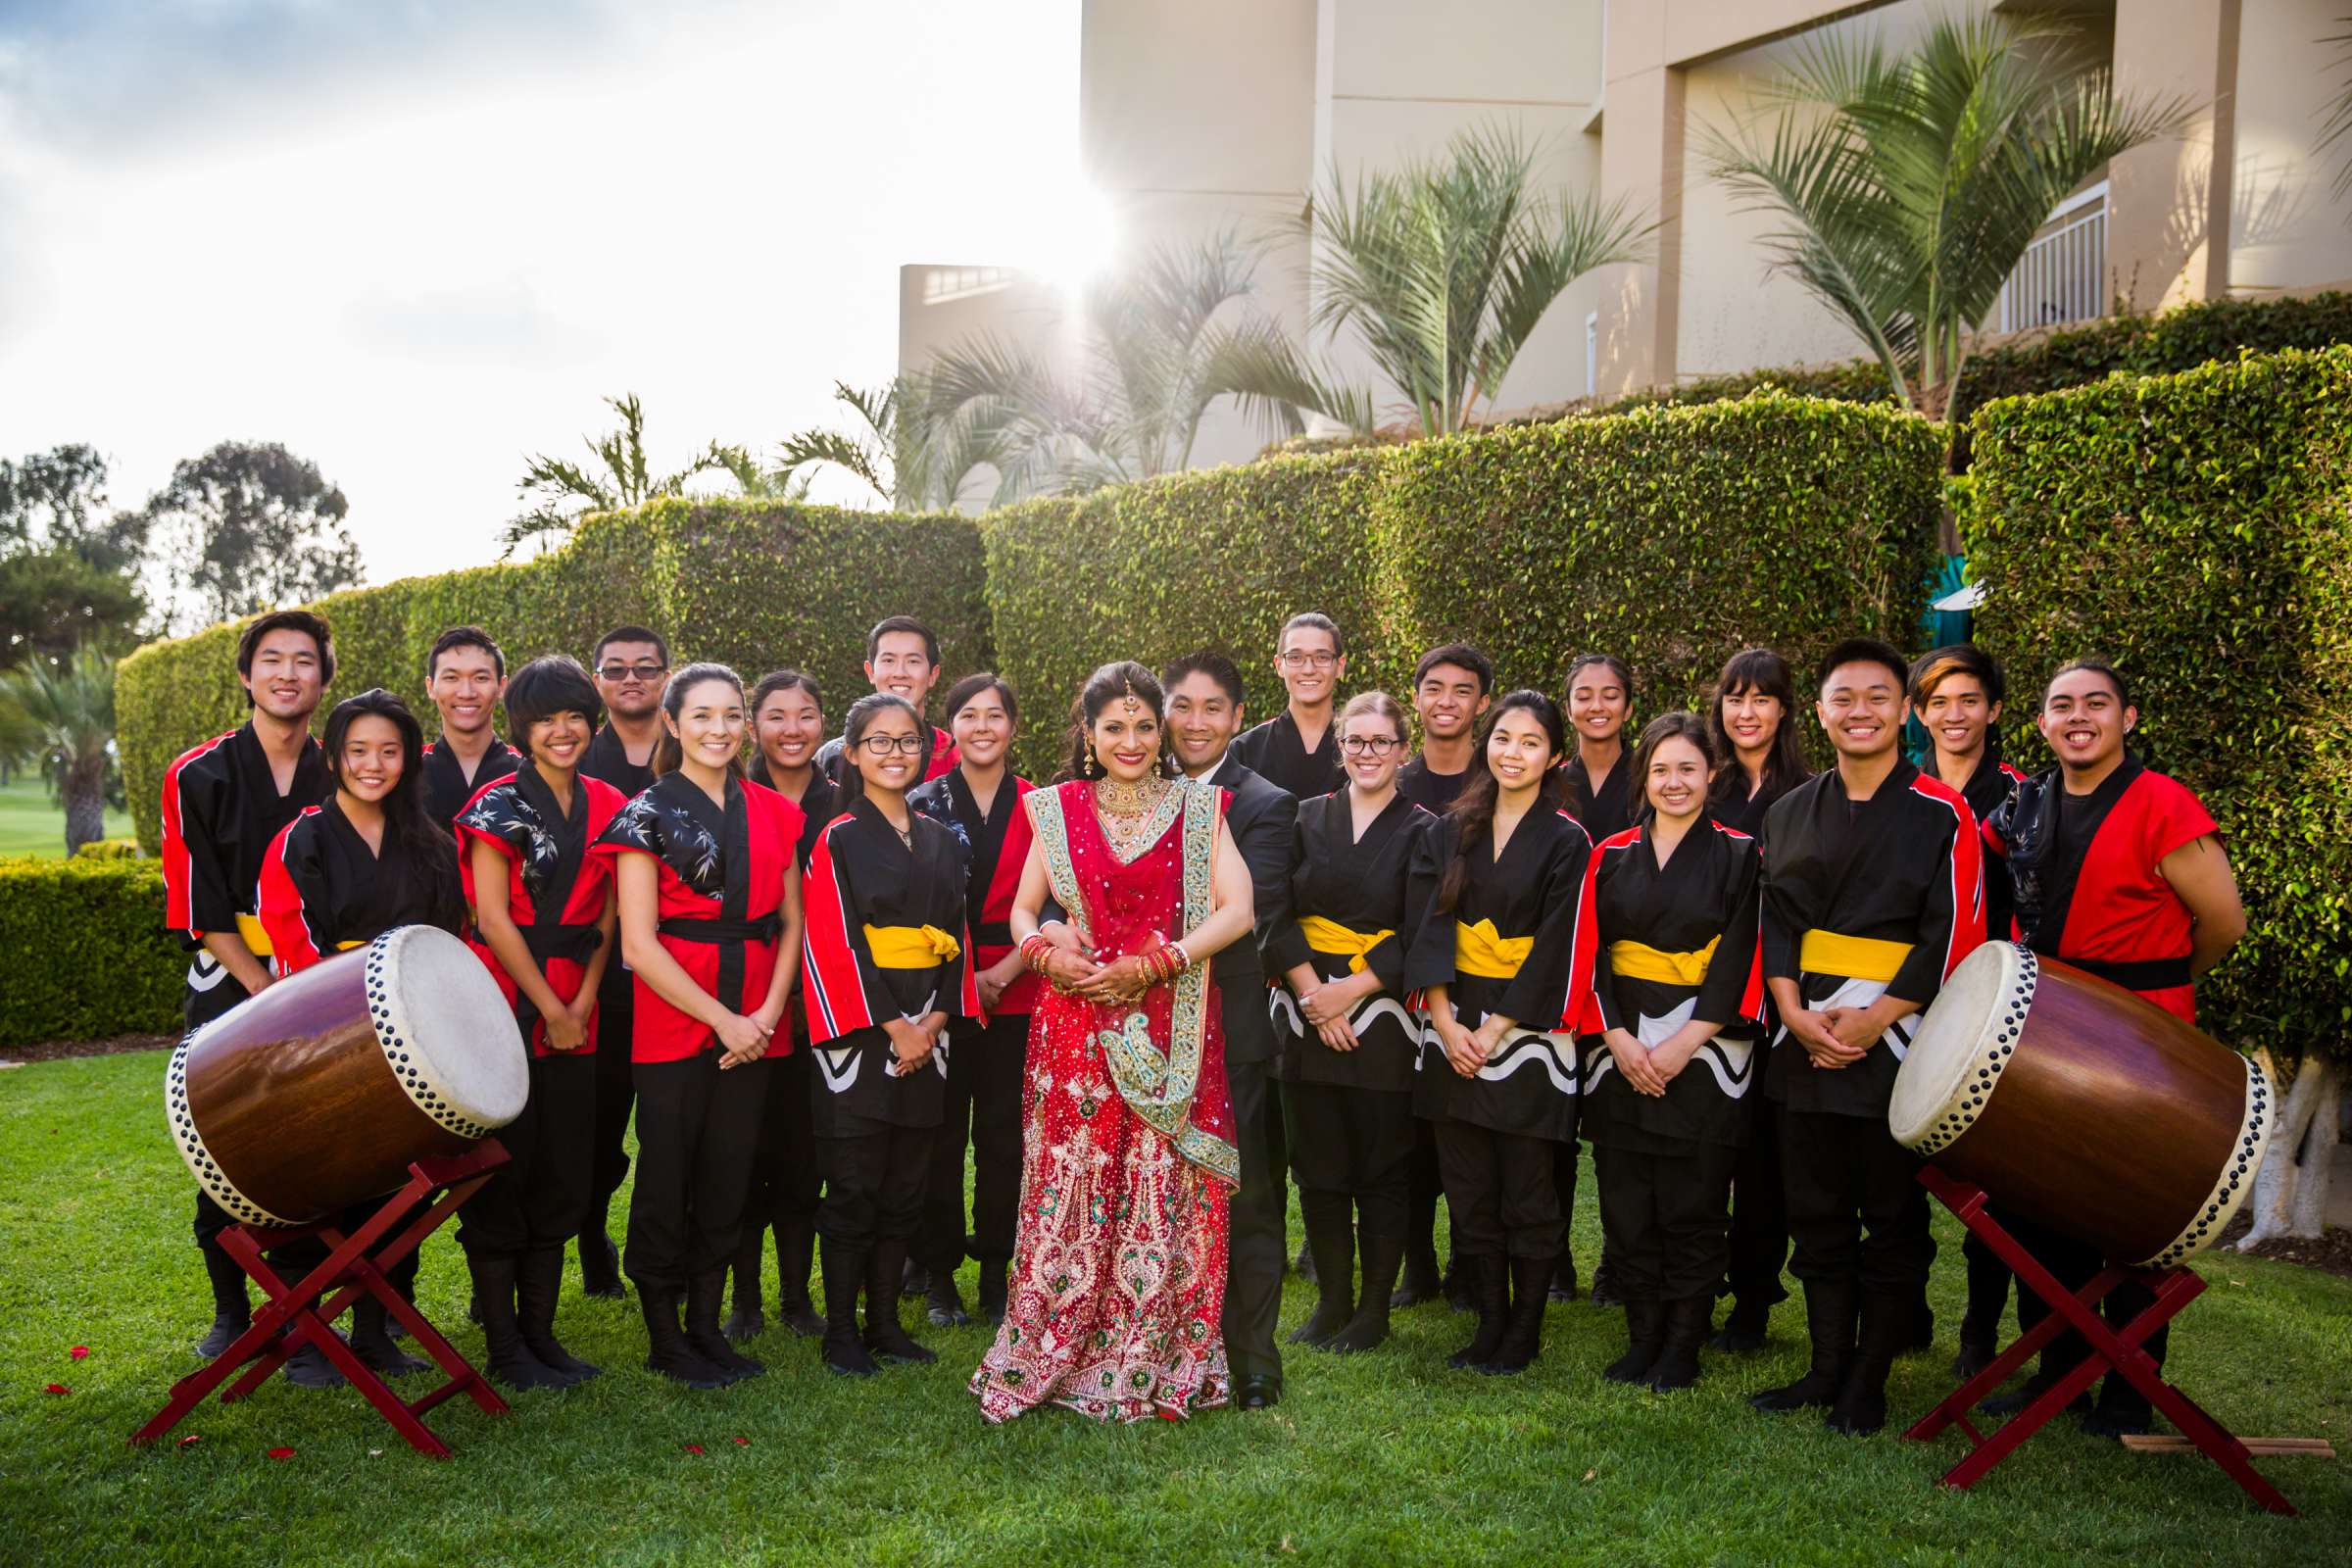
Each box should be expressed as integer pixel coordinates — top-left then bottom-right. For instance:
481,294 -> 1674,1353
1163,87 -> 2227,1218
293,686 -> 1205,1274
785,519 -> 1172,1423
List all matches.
969,662 -> 1259,1424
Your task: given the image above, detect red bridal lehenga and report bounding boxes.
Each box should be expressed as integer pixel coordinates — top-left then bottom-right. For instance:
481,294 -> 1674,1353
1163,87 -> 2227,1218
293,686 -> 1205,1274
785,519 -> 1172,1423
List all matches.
969,774 -> 1240,1424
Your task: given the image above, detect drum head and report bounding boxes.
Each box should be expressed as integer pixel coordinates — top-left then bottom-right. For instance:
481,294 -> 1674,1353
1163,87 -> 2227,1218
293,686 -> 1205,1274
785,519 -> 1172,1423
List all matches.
368,925 -> 529,1135
1889,941 -> 2028,1151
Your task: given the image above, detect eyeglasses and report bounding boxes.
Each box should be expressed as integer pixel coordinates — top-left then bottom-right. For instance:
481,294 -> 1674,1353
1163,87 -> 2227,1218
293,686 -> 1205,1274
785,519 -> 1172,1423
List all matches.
857,734 -> 929,757
598,662 -> 666,682
1279,651 -> 1338,669
1340,735 -> 1399,756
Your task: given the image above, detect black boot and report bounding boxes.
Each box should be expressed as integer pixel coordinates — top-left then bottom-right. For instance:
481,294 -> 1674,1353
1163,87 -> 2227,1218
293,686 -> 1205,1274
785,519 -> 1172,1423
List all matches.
776,1219 -> 826,1337
2080,1376 -> 2156,1439
637,1280 -> 727,1390
1443,1247 -> 1474,1312
195,1238 -> 252,1358
1603,1297 -> 1667,1384
1648,1295 -> 1712,1393
926,1266 -> 973,1329
1710,1292 -> 1772,1354
1289,1205 -> 1356,1348
1547,1250 -> 1580,1304
686,1268 -> 763,1382
976,1257 -> 1010,1327
1393,1243 -> 1444,1309
1479,1253 -> 1555,1375
1587,1252 -> 1622,1308
349,1294 -> 430,1378
724,1227 -> 766,1342
1446,1255 -> 1510,1370
473,1252 -> 572,1391
518,1247 -> 601,1382
1827,1287 -> 1911,1435
1907,1288 -> 1936,1351
1953,1248 -> 2008,1380
864,1240 -> 936,1364
1330,1233 -> 1402,1352
901,1256 -> 930,1296
819,1241 -> 878,1376
1751,1277 -> 1855,1413
283,1338 -> 347,1390
578,1223 -> 625,1300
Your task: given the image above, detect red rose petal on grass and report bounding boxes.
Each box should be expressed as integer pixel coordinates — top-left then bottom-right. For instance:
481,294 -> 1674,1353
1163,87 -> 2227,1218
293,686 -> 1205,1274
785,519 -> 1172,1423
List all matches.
683,1444 -> 705,1455
268,1446 -> 295,1460
731,1437 -> 750,1446
177,1435 -> 203,1448
43,1383 -> 69,1395
69,1347 -> 89,1360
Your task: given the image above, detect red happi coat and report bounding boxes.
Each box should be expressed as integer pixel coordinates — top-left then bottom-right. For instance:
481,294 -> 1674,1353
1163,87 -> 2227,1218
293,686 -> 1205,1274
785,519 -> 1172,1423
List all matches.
455,765 -> 627,1056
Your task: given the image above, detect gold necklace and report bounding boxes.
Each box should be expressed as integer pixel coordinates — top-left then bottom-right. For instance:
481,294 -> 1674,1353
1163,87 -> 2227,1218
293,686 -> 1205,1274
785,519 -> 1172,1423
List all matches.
1093,774 -> 1172,858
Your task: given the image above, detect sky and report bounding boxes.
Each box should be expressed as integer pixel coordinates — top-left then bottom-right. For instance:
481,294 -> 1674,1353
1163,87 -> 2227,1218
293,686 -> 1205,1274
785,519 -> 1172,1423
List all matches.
0,0 -> 1081,587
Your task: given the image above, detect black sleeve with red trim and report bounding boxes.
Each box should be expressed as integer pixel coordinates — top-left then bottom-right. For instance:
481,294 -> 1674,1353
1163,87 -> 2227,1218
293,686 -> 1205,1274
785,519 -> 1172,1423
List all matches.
161,738 -> 236,941
801,818 -> 887,1044
1500,815 -> 1597,1032
1694,831 -> 1766,1028
1588,837 -> 1630,1035
256,813 -> 332,975
1887,783 -> 1986,1005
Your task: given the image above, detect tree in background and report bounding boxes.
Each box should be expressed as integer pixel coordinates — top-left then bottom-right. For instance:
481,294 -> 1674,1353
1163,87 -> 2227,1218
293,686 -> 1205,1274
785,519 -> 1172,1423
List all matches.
1290,124 -> 1647,437
2319,14 -> 2352,208
918,232 -> 1371,501
1700,14 -> 2187,421
777,376 -> 1018,512
0,445 -> 151,666
0,645 -> 118,854
504,393 -> 751,558
140,441 -> 362,631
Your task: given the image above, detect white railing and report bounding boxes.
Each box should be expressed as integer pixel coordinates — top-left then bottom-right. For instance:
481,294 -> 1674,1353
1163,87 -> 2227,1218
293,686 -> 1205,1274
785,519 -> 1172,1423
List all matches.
1998,181 -> 2107,333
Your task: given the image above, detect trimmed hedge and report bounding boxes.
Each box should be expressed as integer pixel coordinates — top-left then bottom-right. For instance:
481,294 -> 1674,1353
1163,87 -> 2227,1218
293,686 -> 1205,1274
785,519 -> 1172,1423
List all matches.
982,392 -> 1945,778
0,857 -> 183,1047
1968,346 -> 2352,1051
119,501 -> 992,852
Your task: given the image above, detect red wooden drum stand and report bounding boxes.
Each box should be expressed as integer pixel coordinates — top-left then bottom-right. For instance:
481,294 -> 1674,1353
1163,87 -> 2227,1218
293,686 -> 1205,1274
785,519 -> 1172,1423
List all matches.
1902,1166 -> 2293,1515
131,1144 -> 513,1459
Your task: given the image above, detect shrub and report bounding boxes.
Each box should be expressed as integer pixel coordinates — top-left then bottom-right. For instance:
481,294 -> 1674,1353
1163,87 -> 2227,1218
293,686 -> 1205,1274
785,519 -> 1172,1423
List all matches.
1968,346 -> 2352,1052
0,857 -> 183,1046
117,500 -> 992,850
73,840 -> 139,860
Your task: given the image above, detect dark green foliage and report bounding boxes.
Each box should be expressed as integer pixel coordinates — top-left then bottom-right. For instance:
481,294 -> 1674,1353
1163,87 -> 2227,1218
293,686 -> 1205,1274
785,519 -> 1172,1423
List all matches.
1968,346 -> 2352,1054
0,857 -> 182,1046
117,500 -> 990,851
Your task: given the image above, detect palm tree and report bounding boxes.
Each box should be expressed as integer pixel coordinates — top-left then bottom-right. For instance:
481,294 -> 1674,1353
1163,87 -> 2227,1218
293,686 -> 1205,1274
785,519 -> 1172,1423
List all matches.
504,393 -> 753,558
1291,124 -> 1648,436
776,377 -> 1016,512
2319,15 -> 2352,206
1699,14 -> 2189,420
0,646 -> 116,854
919,232 -> 1372,502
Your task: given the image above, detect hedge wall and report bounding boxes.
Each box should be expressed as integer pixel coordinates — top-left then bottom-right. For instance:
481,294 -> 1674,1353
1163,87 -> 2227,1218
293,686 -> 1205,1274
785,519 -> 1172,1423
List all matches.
119,501 -> 992,852
0,858 -> 182,1047
982,391 -> 1945,778
1968,346 -> 2352,1052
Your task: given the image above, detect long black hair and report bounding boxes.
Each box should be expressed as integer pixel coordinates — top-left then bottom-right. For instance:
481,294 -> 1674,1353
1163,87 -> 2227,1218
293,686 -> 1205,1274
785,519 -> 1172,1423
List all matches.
1436,689 -> 1567,914
321,688 -> 464,933
1706,646 -> 1811,807
652,662 -> 746,780
837,692 -> 924,808
1060,661 -> 1179,783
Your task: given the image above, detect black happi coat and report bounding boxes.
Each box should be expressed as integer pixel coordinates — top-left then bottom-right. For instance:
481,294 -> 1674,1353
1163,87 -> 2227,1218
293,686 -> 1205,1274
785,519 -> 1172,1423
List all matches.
1401,807 -> 1597,1142
748,758 -> 838,871
257,800 -> 465,972
1396,755 -> 1474,814
1266,791 -> 1439,1092
162,721 -> 332,955
1234,709 -> 1346,803
801,795 -> 978,1130
1954,753 -> 2027,941
1581,816 -> 1765,1152
1563,748 -> 1634,845
581,723 -> 656,800
421,735 -> 521,824
1760,760 -> 1984,1118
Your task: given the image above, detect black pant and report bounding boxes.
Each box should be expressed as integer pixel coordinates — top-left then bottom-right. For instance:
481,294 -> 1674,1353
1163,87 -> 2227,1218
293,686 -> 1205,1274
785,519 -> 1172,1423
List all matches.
626,1052 -> 765,1288
1223,1056 -> 1287,1382
741,1046 -> 822,1252
186,973 -> 246,1268
2006,1214 -> 2168,1410
1287,1081 -> 1414,1240
586,973 -> 636,1222
461,1053 -> 595,1257
918,1011 -> 1028,1273
1725,1095 -> 1791,1305
1405,1120 -> 1446,1268
1595,1141 -> 1737,1301
1434,1120 -> 1564,1260
1551,1135 -> 1582,1257
816,1117 -> 936,1252
1778,1106 -> 1933,1292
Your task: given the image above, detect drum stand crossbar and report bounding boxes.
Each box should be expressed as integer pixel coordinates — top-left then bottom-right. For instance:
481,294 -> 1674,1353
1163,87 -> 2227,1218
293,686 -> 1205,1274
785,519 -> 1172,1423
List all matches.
1903,1167 -> 2293,1515
131,1143 -> 513,1459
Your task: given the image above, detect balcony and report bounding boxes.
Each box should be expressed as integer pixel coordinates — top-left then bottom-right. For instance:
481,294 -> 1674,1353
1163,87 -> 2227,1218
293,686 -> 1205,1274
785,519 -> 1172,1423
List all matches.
1997,180 -> 2108,333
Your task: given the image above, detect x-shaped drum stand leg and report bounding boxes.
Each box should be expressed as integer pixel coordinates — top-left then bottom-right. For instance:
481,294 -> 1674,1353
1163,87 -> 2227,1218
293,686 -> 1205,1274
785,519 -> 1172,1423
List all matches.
132,1143 -> 513,1459
1902,1166 -> 2293,1515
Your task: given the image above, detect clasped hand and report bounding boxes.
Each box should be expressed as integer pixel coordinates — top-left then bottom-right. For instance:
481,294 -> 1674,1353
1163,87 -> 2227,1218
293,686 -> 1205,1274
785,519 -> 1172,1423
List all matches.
1786,1004 -> 1876,1069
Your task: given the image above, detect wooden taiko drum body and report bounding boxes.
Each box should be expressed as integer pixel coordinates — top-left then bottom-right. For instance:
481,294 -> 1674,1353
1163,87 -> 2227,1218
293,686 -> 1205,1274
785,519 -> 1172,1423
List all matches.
1889,942 -> 2271,1267
167,925 -> 527,1227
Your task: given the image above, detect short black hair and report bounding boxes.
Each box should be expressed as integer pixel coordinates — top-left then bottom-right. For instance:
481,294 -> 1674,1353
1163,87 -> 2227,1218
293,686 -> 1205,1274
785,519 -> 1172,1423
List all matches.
865,614 -> 941,666
1908,643 -> 2004,708
1279,611 -> 1343,658
236,610 -> 335,699
504,655 -> 604,754
427,624 -> 505,680
1161,650 -> 1246,708
1817,636 -> 1911,694
942,671 -> 1017,726
2046,658 -> 2132,710
1413,641 -> 1493,695
593,624 -> 669,668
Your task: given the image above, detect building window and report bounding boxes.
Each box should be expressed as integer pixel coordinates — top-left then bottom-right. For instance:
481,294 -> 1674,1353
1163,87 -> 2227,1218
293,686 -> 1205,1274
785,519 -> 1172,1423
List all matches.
922,267 -> 1016,305
1585,311 -> 1599,399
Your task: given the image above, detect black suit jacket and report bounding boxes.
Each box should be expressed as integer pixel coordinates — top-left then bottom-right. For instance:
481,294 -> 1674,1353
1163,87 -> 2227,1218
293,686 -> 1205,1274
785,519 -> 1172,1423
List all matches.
1203,752 -> 1298,1066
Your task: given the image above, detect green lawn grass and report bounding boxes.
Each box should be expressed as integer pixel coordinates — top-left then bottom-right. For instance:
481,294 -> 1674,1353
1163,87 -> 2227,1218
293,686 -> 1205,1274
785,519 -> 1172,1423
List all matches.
0,775 -> 133,858
2,1050 -> 2344,1567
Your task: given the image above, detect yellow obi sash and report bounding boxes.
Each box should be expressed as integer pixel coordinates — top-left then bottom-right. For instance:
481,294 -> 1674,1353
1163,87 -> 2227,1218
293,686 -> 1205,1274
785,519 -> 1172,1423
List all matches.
336,940 -> 364,952
1299,915 -> 1394,974
1798,930 -> 1913,984
1455,918 -> 1532,980
865,923 -> 961,969
1609,936 -> 1720,987
232,913 -> 274,956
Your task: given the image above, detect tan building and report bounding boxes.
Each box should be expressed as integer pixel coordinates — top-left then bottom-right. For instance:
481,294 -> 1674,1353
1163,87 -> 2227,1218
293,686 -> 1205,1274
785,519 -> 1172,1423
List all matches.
900,0 -> 2352,494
